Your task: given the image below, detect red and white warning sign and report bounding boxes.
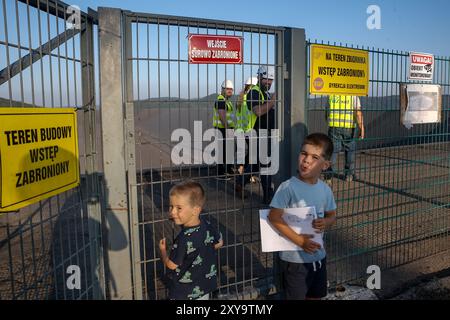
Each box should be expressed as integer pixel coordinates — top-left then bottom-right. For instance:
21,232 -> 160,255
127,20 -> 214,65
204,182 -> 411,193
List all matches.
188,34 -> 243,64
408,52 -> 434,81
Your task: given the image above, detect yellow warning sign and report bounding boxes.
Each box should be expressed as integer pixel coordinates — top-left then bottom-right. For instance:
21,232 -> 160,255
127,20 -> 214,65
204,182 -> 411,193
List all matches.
0,108 -> 79,212
310,44 -> 369,96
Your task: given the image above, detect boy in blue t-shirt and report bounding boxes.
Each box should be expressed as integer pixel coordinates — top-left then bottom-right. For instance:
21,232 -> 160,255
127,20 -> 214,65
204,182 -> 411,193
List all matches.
268,133 -> 337,300
159,181 -> 223,300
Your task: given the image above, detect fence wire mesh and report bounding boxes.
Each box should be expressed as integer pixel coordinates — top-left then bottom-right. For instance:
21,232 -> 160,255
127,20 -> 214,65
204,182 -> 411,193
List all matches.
0,0 -> 104,299
124,12 -> 284,300
307,40 -> 450,287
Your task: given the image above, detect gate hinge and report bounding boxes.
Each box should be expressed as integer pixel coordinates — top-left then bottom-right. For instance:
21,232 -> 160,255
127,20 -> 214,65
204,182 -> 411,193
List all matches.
283,63 -> 289,80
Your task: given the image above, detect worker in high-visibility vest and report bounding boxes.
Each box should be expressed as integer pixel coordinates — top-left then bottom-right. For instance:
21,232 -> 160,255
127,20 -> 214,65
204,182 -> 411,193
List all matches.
214,80 -> 235,179
235,77 -> 258,176
236,76 -> 258,133
324,95 -> 365,183
235,66 -> 277,204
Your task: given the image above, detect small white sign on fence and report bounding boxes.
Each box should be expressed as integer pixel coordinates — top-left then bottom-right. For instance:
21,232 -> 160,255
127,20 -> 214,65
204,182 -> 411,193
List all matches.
408,52 -> 434,81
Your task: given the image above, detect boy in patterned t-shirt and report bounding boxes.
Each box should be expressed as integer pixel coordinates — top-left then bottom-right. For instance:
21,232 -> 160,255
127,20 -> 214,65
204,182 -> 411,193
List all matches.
159,181 -> 223,300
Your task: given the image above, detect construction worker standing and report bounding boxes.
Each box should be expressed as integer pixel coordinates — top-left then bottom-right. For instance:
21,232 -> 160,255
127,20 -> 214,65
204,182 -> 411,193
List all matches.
235,77 -> 258,175
236,76 -> 258,134
236,66 -> 277,204
324,95 -> 365,183
213,80 -> 235,180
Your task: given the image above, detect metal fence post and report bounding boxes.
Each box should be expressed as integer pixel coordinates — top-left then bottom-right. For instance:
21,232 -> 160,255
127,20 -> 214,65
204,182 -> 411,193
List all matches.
270,27 -> 307,296
283,28 -> 307,178
80,11 -> 105,299
123,12 -> 143,300
98,7 -> 134,299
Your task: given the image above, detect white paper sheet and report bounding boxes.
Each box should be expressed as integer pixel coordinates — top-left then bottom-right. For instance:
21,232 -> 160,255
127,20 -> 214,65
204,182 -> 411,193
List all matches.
403,84 -> 440,128
259,207 -> 324,253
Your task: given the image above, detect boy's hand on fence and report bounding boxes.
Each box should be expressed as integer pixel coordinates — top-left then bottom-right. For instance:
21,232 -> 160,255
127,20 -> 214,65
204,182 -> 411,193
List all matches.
159,238 -> 178,270
297,234 -> 321,254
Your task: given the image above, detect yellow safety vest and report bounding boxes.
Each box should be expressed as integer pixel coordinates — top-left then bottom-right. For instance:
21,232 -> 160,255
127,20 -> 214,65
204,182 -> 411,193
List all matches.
236,94 -> 253,133
235,85 -> 262,132
328,95 -> 356,129
213,94 -> 235,128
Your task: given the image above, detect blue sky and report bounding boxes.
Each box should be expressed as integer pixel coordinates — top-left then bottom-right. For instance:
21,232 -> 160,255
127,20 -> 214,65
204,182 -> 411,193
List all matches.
73,0 -> 450,56
1,0 -> 449,105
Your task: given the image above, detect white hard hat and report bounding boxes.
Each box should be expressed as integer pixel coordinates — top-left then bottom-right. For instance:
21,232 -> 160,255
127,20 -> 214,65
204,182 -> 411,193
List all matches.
257,66 -> 275,80
221,80 -> 234,90
245,76 -> 258,86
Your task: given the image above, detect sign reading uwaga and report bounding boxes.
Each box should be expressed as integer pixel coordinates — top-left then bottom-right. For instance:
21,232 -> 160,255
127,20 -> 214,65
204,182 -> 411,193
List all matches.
188,34 -> 243,64
408,52 -> 434,81
0,108 -> 79,212
310,44 -> 369,96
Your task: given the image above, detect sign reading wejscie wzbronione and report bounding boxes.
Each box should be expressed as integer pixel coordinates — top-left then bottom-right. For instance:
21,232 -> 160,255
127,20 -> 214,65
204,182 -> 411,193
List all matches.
188,34 -> 243,64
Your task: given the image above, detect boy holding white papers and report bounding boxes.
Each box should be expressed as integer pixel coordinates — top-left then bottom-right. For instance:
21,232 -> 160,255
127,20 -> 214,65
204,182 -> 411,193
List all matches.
268,133 -> 337,300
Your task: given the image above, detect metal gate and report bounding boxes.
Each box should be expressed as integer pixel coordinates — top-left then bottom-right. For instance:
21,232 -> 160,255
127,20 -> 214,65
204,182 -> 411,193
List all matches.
0,0 -> 104,299
96,7 -> 307,299
306,40 -> 450,286
125,10 -> 287,300
99,8 -> 450,300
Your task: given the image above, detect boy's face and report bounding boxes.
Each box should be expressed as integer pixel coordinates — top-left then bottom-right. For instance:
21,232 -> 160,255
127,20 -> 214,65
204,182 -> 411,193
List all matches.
298,143 -> 330,181
169,194 -> 201,226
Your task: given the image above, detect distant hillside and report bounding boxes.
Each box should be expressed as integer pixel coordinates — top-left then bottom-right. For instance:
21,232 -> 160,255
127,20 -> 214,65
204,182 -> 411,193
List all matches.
135,94 -> 448,111
134,94 -> 241,109
0,98 -> 35,108
134,94 -> 449,150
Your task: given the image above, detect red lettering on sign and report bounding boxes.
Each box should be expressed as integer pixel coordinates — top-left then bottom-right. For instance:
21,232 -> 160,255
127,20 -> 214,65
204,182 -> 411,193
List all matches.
188,34 -> 243,64
411,54 -> 433,65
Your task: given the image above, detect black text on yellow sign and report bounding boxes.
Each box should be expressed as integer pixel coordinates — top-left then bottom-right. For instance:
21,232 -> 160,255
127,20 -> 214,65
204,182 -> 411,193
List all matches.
310,44 -> 369,96
0,108 -> 79,212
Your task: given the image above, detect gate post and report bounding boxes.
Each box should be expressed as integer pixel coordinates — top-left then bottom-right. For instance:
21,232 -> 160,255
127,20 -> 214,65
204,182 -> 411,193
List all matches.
283,28 -> 307,178
272,27 -> 307,296
98,7 -> 137,299
80,10 -> 105,299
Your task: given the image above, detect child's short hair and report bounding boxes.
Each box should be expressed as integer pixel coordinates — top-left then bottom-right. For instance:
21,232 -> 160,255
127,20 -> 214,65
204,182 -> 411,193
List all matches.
169,180 -> 206,208
302,133 -> 334,160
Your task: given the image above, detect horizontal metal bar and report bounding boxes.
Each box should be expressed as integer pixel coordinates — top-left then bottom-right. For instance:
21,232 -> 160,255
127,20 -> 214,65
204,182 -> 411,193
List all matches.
123,10 -> 285,34
0,40 -> 83,64
18,0 -> 96,24
127,57 -> 282,69
307,40 -> 450,61
335,204 -> 450,234
0,23 -> 86,85
329,229 -> 450,264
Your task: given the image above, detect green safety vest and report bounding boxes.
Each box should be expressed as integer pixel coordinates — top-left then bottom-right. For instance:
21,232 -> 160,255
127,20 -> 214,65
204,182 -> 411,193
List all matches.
213,94 -> 235,128
235,85 -> 262,132
328,95 -> 356,129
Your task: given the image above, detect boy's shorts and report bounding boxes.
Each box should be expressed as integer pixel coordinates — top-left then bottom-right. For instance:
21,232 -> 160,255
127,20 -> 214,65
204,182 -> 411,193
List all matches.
280,257 -> 327,300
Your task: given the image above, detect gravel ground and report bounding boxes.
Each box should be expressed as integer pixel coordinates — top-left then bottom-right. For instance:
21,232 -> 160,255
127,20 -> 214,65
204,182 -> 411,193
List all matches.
391,276 -> 450,300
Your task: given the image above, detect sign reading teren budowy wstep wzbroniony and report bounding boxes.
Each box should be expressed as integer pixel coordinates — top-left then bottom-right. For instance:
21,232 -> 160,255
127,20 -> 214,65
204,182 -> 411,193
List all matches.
0,108 -> 79,212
